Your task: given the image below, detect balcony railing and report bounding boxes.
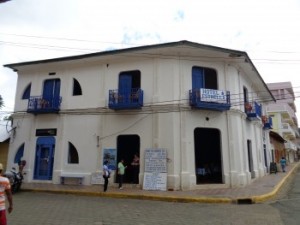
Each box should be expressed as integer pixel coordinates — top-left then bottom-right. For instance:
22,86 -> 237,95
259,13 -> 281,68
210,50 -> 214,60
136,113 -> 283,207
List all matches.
108,88 -> 143,110
262,116 -> 273,130
189,88 -> 231,111
281,123 -> 296,138
245,101 -> 262,121
27,96 -> 62,114
285,141 -> 297,151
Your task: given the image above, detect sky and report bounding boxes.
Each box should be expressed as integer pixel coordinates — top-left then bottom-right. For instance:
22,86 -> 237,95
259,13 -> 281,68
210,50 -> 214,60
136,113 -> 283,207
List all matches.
1,0 -> 300,119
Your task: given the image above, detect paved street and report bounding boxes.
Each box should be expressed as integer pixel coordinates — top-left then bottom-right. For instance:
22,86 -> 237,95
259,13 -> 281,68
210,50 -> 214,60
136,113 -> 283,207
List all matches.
6,165 -> 300,225
271,166 -> 300,225
8,191 -> 284,225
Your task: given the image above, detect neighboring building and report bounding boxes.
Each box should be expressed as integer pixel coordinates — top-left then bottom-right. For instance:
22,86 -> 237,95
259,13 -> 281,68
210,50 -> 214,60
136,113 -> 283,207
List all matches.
4,41 -> 275,190
266,82 -> 299,164
0,120 -> 11,170
269,131 -> 286,171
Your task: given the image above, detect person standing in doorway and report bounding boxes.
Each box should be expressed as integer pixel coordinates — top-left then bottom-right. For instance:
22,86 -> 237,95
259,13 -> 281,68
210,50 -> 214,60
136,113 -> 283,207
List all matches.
280,157 -> 287,172
0,163 -> 13,225
118,159 -> 126,189
131,154 -> 140,184
102,161 -> 110,192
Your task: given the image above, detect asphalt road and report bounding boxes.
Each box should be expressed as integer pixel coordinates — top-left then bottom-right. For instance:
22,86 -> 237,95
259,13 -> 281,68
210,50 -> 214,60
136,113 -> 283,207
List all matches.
270,167 -> 300,225
6,168 -> 300,225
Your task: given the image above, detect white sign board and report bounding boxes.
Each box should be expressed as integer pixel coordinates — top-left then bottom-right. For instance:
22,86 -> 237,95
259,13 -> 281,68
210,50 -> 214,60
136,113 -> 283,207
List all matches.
200,88 -> 227,103
143,148 -> 167,191
143,172 -> 167,191
91,172 -> 104,184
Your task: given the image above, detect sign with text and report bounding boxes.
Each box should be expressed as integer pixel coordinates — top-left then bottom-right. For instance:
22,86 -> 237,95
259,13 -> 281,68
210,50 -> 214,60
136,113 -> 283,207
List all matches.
143,148 -> 167,191
200,88 -> 227,103
91,172 -> 104,184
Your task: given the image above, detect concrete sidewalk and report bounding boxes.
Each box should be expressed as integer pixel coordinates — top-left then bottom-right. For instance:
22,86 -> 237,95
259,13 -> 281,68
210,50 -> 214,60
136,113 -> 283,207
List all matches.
21,162 -> 300,204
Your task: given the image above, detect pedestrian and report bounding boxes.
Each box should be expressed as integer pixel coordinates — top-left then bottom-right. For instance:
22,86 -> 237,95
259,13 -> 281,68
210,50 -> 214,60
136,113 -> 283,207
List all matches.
102,161 -> 110,192
131,154 -> 140,184
280,157 -> 287,172
118,159 -> 126,189
0,163 -> 13,225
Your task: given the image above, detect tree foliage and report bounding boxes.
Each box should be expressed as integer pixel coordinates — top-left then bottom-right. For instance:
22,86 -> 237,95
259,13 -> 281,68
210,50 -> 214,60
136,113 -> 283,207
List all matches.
0,94 -> 4,109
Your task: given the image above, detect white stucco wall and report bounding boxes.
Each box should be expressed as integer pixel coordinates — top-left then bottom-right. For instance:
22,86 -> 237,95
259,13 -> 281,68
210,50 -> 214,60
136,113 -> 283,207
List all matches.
7,49 -> 272,190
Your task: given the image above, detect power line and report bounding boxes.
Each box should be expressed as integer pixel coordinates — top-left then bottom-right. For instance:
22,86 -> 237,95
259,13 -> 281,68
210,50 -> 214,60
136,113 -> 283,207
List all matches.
1,37 -> 300,63
0,32 -> 133,46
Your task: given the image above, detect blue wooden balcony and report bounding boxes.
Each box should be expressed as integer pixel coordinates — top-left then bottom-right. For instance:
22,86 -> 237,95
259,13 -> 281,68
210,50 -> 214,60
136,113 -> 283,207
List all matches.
189,88 -> 231,111
27,96 -> 62,114
108,88 -> 143,110
262,116 -> 273,130
245,101 -> 262,120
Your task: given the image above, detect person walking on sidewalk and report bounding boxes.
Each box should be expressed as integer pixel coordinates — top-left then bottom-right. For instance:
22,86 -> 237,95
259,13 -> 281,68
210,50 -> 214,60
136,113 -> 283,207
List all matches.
102,161 -> 110,192
280,157 -> 287,172
118,159 -> 126,189
0,163 -> 13,225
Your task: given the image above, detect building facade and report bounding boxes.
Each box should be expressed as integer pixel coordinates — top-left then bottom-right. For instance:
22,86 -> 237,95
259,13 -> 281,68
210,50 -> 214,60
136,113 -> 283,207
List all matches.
266,82 -> 299,164
4,41 -> 275,190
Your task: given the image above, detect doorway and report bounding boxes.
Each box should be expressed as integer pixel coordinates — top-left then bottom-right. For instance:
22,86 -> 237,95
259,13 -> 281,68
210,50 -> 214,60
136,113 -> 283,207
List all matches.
117,135 -> 140,183
194,128 -> 223,184
43,79 -> 61,108
34,137 -> 55,180
247,140 -> 255,179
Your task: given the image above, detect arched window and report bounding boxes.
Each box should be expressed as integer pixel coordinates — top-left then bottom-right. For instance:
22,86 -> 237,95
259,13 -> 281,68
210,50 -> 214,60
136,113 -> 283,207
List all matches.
68,142 -> 79,164
14,143 -> 24,164
22,84 -> 31,99
73,78 -> 82,96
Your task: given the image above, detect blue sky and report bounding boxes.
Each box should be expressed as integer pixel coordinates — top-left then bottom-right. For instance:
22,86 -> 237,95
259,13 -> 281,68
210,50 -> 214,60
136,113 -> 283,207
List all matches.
1,0 -> 300,118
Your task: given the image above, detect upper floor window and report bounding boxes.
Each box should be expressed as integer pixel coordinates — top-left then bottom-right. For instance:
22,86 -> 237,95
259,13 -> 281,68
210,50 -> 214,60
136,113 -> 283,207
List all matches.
73,78 -> 82,96
192,66 -> 217,90
43,79 -> 61,100
243,86 -> 250,112
14,143 -> 24,164
119,70 -> 141,91
22,83 -> 31,99
68,142 -> 79,164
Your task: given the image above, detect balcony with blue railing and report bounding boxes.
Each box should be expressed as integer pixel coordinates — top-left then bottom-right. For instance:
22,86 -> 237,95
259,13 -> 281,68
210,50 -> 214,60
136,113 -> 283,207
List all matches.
262,116 -> 273,129
245,101 -> 262,121
108,88 -> 143,110
27,96 -> 62,114
189,88 -> 231,111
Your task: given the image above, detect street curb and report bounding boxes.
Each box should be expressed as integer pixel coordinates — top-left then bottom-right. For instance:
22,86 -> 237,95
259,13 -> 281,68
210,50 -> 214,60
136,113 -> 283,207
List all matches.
22,163 -> 300,204
251,162 -> 300,203
22,188 -> 233,204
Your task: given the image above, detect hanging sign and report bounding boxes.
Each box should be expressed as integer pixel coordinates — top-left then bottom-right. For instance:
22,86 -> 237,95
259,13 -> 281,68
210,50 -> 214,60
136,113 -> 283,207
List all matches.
200,88 -> 227,103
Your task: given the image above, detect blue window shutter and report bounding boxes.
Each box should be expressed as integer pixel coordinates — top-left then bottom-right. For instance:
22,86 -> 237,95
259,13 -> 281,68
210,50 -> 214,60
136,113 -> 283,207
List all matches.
119,74 -> 132,95
192,67 -> 204,89
43,79 -> 60,100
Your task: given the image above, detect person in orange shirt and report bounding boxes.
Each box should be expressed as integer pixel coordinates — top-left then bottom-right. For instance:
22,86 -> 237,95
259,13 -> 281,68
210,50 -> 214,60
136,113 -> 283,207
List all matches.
0,163 -> 13,225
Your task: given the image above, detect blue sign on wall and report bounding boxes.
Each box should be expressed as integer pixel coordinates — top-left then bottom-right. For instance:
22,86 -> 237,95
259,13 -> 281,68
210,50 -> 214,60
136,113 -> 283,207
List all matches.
103,148 -> 117,170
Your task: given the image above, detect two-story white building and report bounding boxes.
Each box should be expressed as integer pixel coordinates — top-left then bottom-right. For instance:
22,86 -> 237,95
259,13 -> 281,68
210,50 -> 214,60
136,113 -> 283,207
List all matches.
4,41 -> 275,190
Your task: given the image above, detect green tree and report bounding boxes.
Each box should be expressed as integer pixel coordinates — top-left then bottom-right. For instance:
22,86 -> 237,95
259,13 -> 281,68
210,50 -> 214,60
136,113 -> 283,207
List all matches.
0,94 -> 4,109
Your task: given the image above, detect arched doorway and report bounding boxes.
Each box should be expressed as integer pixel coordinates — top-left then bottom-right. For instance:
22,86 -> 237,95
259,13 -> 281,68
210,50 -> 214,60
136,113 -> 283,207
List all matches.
117,135 -> 140,183
194,128 -> 223,184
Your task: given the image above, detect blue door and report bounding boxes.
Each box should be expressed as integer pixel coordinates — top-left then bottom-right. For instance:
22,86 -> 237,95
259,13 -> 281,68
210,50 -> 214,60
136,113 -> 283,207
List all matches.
119,74 -> 132,103
192,67 -> 204,89
34,137 -> 55,180
43,79 -> 61,108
